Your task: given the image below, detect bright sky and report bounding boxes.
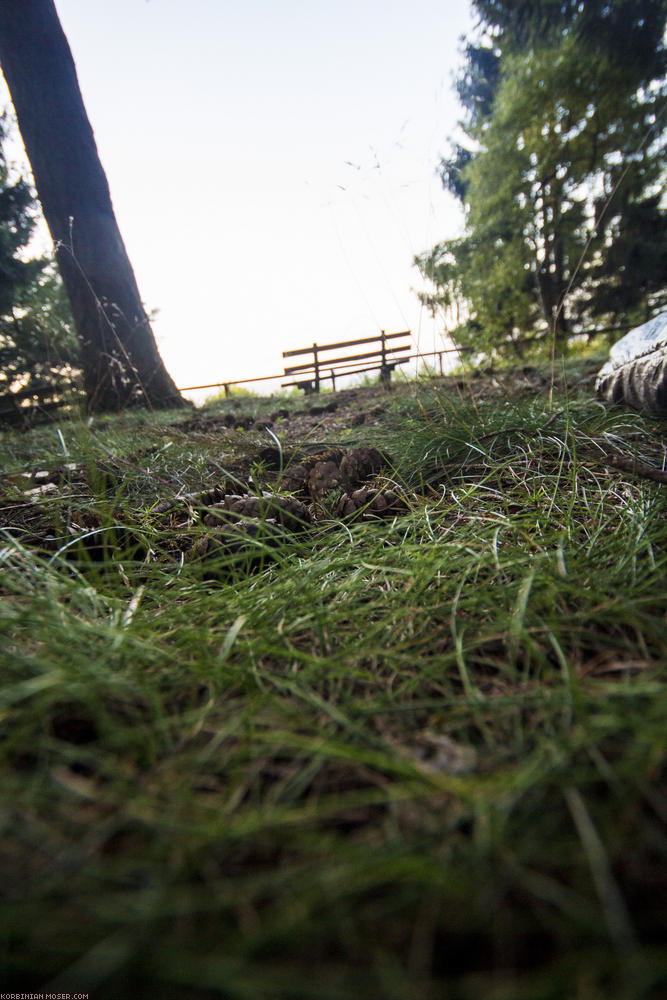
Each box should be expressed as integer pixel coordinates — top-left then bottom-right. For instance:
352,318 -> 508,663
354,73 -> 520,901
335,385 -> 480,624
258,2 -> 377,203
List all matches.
4,0 -> 473,398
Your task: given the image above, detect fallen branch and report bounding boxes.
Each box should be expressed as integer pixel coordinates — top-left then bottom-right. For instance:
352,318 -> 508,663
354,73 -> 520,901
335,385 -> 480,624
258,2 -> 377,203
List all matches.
602,450 -> 667,484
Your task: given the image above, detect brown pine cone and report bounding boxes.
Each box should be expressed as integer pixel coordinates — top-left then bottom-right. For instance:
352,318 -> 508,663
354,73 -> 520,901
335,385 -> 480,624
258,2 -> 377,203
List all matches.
334,487 -> 407,520
278,462 -> 309,497
307,460 -> 343,500
201,492 -> 311,531
198,480 -> 250,507
188,517 -> 284,566
280,448 -> 345,499
339,446 -> 387,488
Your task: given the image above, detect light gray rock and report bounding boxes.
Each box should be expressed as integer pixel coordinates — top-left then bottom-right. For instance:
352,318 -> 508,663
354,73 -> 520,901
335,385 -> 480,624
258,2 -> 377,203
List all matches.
596,312 -> 667,416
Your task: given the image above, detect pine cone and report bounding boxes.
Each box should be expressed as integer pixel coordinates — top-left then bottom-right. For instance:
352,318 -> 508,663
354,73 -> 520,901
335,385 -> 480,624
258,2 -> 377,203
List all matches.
198,479 -> 249,507
279,462 -> 309,497
307,460 -> 343,500
334,487 -> 407,520
188,517 -> 284,566
201,492 -> 310,531
280,448 -> 345,499
339,446 -> 387,488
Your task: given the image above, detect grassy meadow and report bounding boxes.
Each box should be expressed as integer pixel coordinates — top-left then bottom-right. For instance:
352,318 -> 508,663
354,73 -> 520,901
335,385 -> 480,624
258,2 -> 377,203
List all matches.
0,359 -> 666,998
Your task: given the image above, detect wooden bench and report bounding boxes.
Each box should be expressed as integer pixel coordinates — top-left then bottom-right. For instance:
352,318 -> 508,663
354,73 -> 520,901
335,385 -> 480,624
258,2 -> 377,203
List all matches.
282,330 -> 412,393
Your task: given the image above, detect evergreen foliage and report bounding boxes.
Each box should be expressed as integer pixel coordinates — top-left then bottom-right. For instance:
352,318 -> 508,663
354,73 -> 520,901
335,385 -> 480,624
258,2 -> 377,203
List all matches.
0,115 -> 43,320
418,0 -> 667,357
0,113 -> 79,417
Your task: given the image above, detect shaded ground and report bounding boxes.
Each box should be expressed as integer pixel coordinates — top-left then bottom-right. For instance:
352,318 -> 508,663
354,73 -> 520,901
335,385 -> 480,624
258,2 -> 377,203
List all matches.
1,357 -> 666,999
1,364 -> 602,570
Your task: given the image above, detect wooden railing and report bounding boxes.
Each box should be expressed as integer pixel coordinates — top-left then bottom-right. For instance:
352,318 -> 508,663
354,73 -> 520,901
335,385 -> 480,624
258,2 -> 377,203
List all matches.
178,343 -> 472,397
282,330 -> 412,392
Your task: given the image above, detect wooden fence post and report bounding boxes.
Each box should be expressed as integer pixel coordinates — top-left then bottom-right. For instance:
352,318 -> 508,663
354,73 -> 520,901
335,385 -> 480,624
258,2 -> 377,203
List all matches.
313,342 -> 320,393
379,329 -> 392,387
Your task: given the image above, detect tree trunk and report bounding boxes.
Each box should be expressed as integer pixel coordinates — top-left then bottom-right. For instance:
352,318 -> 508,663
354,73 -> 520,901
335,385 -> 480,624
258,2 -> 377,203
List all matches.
0,0 -> 186,412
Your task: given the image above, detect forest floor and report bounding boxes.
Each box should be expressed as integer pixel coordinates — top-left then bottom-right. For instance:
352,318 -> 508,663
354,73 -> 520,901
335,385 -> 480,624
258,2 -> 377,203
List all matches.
1,356 -> 666,999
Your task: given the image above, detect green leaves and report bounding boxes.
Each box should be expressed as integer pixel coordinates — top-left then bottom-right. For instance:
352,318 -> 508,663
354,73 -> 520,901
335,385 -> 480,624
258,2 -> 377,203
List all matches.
418,0 -> 667,358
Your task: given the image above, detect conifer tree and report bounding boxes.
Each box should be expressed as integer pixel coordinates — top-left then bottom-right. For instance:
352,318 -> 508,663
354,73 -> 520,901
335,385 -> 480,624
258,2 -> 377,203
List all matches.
0,114 -> 79,415
418,0 -> 667,356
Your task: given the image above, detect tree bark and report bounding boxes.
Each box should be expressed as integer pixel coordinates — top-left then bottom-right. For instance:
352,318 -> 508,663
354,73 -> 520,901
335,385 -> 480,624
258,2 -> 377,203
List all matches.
0,0 -> 186,412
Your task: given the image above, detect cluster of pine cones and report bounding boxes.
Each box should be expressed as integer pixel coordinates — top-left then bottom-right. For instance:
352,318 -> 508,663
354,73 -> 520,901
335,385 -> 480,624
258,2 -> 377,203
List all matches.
187,446 -> 408,567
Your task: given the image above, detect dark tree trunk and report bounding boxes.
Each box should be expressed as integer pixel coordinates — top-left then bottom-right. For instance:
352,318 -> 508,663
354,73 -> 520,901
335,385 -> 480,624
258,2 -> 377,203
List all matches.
0,0 -> 186,412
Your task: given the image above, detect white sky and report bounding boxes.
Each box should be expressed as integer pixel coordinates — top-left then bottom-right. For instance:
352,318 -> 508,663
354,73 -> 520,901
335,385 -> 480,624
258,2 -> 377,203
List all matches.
3,0 -> 473,398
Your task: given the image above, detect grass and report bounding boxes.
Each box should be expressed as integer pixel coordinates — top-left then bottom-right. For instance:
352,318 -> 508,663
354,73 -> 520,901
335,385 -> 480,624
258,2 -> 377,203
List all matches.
0,359 -> 666,998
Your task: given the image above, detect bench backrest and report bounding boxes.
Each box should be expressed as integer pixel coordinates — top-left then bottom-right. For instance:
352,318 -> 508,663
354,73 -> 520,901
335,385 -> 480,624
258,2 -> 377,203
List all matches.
283,330 -> 411,382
